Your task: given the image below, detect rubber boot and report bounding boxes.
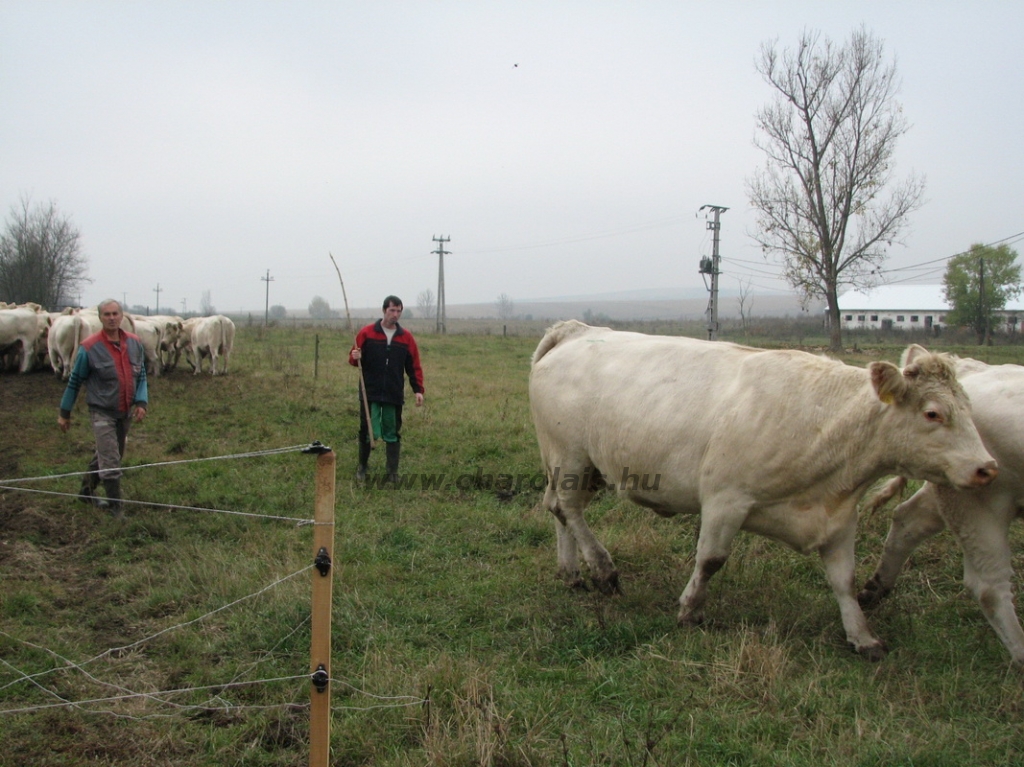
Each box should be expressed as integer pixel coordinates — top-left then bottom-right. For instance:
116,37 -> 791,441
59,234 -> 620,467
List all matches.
78,473 -> 99,505
356,440 -> 372,482
102,478 -> 124,520
385,441 -> 401,485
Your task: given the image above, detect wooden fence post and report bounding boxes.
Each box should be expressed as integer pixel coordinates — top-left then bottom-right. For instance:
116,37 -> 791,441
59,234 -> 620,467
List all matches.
308,445 -> 336,767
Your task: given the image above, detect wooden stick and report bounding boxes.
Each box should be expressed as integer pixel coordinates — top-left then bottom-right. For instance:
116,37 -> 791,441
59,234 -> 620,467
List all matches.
330,252 -> 375,450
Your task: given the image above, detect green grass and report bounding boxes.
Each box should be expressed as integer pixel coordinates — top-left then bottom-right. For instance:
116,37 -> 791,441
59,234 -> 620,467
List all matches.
1,324 -> 1024,765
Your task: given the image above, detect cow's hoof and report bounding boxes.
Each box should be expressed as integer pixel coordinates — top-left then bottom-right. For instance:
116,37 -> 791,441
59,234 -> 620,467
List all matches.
592,571 -> 621,596
857,577 -> 890,609
855,641 -> 888,662
566,577 -> 589,592
677,611 -> 704,627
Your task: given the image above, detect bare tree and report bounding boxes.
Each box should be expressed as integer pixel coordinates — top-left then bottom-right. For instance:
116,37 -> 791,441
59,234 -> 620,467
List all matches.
496,293 -> 515,320
736,279 -> 755,333
747,27 -> 925,351
0,196 -> 88,307
416,289 -> 435,319
200,290 -> 216,316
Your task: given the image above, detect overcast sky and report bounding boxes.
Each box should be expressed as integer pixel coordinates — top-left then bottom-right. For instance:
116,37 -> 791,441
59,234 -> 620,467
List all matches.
2,1 -> 1022,315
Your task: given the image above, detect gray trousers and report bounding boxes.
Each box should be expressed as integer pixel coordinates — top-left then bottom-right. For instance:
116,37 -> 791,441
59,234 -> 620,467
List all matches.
88,410 -> 130,481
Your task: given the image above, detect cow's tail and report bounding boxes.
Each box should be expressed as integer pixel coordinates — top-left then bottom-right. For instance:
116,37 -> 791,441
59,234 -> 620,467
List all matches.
217,315 -> 226,355
531,320 -> 593,367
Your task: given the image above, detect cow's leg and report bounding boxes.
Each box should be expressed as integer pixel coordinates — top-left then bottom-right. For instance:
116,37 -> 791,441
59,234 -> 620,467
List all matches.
941,489 -> 1024,664
210,350 -> 219,376
677,497 -> 749,625
859,486 -> 945,609
819,510 -> 886,660
561,503 -> 618,593
542,461 -> 618,593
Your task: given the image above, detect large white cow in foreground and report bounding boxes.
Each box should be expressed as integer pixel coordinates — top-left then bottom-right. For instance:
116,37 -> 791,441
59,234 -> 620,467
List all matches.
529,321 -> 997,660
859,358 -> 1024,664
187,314 -> 235,375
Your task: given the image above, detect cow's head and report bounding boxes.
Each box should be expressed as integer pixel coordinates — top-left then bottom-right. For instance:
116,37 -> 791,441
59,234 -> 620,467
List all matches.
870,345 -> 997,489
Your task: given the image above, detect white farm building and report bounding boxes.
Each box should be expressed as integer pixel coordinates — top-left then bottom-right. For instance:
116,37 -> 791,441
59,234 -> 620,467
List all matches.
838,285 -> 1024,333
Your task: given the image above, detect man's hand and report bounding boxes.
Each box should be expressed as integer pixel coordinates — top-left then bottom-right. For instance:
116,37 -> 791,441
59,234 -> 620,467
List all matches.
415,392 -> 424,407
351,347 -> 362,361
58,415 -> 71,433
133,406 -> 147,423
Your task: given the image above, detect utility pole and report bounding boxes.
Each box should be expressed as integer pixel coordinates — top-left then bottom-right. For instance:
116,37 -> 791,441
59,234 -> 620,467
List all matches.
153,283 -> 162,314
979,256 -> 989,345
181,298 -> 187,315
433,235 -> 450,334
261,269 -> 275,326
698,205 -> 728,341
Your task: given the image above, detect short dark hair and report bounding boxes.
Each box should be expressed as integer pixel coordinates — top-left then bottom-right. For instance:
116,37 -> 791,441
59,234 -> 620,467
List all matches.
382,295 -> 403,310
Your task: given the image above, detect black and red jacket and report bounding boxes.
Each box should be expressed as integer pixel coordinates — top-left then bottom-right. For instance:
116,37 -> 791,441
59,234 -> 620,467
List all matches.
348,320 -> 424,406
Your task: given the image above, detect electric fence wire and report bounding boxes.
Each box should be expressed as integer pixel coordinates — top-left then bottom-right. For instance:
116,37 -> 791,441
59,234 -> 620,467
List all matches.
0,565 -> 315,696
0,443 -> 311,484
0,442 -> 427,721
0,443 -> 319,525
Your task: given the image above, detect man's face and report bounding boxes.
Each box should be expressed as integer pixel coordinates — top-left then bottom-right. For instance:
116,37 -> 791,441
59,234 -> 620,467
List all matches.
100,304 -> 123,333
382,303 -> 402,328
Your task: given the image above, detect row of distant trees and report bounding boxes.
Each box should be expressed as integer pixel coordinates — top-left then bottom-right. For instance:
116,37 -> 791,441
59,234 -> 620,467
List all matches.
3,28 -> 1021,344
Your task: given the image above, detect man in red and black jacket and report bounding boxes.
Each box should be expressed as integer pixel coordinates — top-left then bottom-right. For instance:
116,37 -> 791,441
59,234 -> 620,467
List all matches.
348,295 -> 424,482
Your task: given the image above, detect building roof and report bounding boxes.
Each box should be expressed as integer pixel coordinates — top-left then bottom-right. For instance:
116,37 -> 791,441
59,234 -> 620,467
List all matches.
839,285 -> 1024,312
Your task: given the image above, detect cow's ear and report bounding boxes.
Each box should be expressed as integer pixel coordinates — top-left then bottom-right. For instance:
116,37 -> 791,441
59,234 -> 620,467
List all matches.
900,344 -> 930,369
870,361 -> 909,405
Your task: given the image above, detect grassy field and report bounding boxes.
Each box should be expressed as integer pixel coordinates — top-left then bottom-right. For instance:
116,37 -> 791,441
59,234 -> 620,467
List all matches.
2,323 -> 1024,766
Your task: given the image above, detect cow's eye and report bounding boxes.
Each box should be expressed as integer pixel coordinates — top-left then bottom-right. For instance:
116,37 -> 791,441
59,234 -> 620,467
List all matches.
925,410 -> 944,423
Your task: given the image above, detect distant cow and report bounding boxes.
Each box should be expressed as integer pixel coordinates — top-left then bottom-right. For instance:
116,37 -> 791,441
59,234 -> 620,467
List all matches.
529,321 -> 997,660
0,305 -> 52,373
131,317 -> 164,376
144,314 -> 185,372
187,315 -> 235,375
167,317 -> 202,372
859,358 -> 1024,664
47,312 -> 88,380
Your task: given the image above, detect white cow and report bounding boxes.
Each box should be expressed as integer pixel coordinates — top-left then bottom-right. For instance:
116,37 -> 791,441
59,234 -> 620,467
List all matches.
168,317 -> 202,372
859,358 -> 1024,664
145,314 -> 185,372
529,321 -> 997,660
0,305 -> 52,373
188,315 -> 235,375
131,316 -> 164,376
47,312 -> 88,380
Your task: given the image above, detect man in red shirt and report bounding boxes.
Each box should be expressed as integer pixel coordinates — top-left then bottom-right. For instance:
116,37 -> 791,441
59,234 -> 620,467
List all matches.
349,295 -> 424,482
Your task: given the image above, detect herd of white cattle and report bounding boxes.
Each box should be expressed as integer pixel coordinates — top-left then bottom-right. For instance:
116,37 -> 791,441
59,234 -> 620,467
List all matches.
0,301 -> 236,378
